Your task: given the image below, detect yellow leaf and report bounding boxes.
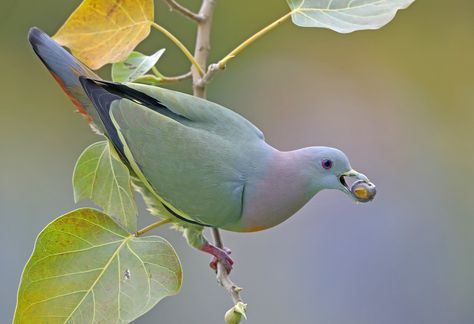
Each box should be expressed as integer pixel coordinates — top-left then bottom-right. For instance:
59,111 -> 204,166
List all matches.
53,0 -> 154,70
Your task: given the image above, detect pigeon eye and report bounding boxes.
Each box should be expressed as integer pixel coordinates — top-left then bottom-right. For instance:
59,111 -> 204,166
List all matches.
322,159 -> 333,170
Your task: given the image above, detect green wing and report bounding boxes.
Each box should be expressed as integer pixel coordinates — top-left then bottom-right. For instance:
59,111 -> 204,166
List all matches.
124,83 -> 265,142
111,100 -> 248,227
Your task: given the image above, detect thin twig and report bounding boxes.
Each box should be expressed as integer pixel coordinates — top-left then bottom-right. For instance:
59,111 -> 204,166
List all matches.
160,71 -> 193,83
164,0 -> 203,22
134,71 -> 192,85
212,228 -> 243,305
151,22 -> 205,76
191,0 -> 245,309
197,63 -> 221,87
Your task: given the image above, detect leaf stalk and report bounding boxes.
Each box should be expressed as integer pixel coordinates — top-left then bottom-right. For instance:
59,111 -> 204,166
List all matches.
135,218 -> 172,237
151,22 -> 205,76
134,71 -> 192,85
217,11 -> 293,68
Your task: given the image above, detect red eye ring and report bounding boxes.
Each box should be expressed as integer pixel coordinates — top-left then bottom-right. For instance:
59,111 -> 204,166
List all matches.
322,159 -> 333,170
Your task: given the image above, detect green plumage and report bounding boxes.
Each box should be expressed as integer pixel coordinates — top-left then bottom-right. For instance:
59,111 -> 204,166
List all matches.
110,84 -> 271,228
28,28 -> 374,271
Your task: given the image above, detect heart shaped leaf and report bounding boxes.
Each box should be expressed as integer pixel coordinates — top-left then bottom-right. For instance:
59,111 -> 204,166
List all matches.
73,141 -> 137,232
287,0 -> 415,33
14,208 -> 182,324
112,50 -> 165,83
53,0 -> 154,69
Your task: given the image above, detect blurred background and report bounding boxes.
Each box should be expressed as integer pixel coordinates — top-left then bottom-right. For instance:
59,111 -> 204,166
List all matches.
1,0 -> 473,323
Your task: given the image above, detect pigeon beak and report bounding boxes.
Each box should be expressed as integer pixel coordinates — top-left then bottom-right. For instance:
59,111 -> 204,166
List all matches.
339,169 -> 369,193
339,169 -> 376,202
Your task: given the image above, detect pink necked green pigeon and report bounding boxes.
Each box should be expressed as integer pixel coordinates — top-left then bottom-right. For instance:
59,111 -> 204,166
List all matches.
28,27 -> 375,273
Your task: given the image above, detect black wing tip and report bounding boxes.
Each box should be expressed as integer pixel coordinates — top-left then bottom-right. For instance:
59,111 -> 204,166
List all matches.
79,77 -> 115,89
79,76 -> 98,87
81,78 -> 189,123
79,78 -> 117,97
79,77 -> 119,107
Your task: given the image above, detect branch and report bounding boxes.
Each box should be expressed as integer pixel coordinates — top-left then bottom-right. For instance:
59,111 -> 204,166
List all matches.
191,0 -> 246,313
191,0 -> 217,97
164,0 -> 203,22
197,63 -> 221,87
212,228 -> 243,304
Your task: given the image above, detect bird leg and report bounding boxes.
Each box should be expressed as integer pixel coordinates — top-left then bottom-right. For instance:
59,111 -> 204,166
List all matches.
182,225 -> 234,274
206,245 -> 232,272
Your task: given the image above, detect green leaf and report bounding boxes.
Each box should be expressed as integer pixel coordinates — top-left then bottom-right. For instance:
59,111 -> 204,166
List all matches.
73,141 -> 137,232
112,50 -> 165,83
14,208 -> 182,324
287,0 -> 415,33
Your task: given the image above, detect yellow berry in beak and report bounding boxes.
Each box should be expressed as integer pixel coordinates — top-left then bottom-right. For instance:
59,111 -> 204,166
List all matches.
351,180 -> 376,202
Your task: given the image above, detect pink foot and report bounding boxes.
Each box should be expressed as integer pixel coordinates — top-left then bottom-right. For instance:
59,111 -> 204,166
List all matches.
201,243 -> 233,274
210,247 -> 232,271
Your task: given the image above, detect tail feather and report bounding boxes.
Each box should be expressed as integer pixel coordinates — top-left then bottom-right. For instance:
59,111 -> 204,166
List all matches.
28,27 -> 105,133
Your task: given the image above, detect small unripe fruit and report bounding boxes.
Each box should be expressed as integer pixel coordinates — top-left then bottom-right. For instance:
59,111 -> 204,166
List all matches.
351,180 -> 376,202
225,302 -> 247,324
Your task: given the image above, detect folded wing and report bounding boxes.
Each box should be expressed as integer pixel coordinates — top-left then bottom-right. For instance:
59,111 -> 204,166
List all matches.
111,100 -> 247,227
80,79 -> 258,227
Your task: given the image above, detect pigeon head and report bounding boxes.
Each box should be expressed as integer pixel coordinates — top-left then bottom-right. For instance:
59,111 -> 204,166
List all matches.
306,146 -> 370,200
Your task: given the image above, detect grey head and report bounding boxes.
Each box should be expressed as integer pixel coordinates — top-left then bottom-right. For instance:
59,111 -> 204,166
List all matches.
300,146 -> 370,200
